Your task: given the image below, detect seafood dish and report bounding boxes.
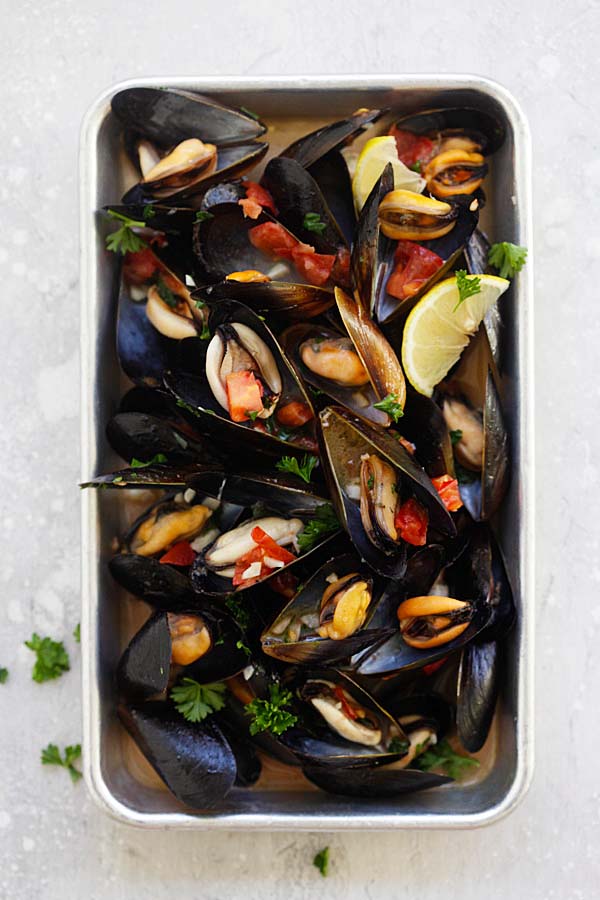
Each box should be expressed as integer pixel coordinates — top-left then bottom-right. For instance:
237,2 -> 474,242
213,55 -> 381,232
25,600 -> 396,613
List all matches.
84,84 -> 528,814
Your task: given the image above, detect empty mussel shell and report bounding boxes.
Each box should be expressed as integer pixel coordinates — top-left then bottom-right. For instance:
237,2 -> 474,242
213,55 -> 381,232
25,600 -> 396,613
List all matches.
301,761 -> 451,798
280,107 -> 384,169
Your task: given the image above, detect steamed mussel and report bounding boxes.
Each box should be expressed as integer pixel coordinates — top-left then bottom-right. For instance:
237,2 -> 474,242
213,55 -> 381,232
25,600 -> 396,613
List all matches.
89,89 -> 520,811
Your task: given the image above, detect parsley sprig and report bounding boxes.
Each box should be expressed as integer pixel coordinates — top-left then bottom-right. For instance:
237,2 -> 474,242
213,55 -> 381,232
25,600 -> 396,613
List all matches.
0,667 -> 8,684
170,678 -> 227,723
313,846 -> 330,877
105,209 -> 147,255
297,503 -> 339,552
130,453 -> 168,469
488,241 -> 528,278
276,454 -> 318,484
414,738 -> 479,780
453,269 -> 482,312
373,392 -> 404,422
41,743 -> 82,783
246,682 -> 298,736
303,212 -> 327,235
25,634 -> 70,683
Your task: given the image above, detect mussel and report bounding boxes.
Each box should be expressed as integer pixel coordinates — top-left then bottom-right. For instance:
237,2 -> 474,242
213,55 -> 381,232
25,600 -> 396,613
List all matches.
378,190 -> 459,241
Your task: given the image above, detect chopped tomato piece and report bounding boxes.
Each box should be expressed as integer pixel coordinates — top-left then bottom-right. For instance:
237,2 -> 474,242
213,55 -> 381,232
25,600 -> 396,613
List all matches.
123,247 -> 160,284
291,247 -> 336,286
387,241 -> 444,301
394,498 -> 429,546
423,657 -> 448,676
389,127 -> 435,168
248,222 -> 298,258
334,685 -> 359,720
269,570 -> 299,599
244,181 -> 278,215
225,370 -> 264,422
431,475 -> 463,512
159,541 -> 195,566
238,197 -> 263,219
276,401 -> 314,427
251,526 -> 296,563
232,525 -> 296,586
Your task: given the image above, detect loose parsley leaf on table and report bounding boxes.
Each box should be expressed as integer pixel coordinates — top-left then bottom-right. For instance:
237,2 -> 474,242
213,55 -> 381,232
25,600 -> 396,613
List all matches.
41,743 -> 82,783
414,738 -> 479,781
373,392 -> 404,422
313,846 -> 330,877
297,503 -> 339,553
25,634 -> 70,683
170,678 -> 227,723
73,624 -> 81,643
246,683 -> 298,737
488,241 -> 528,279
276,454 -> 318,484
453,269 -> 481,311
0,667 -> 8,683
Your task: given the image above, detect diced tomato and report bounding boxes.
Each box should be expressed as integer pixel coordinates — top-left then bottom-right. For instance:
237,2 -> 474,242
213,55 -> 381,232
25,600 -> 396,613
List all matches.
389,126 -> 435,168
394,497 -> 429,546
238,197 -> 263,219
248,222 -> 298,258
291,247 -> 336,286
431,474 -> 463,512
269,570 -> 299,599
225,370 -> 264,422
123,247 -> 160,284
159,541 -> 195,566
244,181 -> 278,215
423,657 -> 448,676
276,401 -> 314,427
232,525 -> 296,586
334,685 -> 358,720
387,241 -> 444,301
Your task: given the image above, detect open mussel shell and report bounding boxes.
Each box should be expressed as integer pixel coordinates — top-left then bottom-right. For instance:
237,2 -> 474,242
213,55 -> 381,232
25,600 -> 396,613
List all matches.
111,88 -> 267,149
352,162 -> 395,315
261,554 -> 393,665
279,668 -> 409,767
163,299 -> 318,456
105,411 -> 219,466
457,639 -> 499,753
212,712 -> 262,787
309,151 -> 356,245
194,280 -> 334,322
192,203 -> 283,284
82,463 -> 216,489
392,106 -> 505,157
261,157 -> 348,256
280,323 -> 388,427
319,406 -> 455,577
280,107 -> 384,169
399,390 -> 455,479
119,701 -> 236,809
301,761 -> 451,798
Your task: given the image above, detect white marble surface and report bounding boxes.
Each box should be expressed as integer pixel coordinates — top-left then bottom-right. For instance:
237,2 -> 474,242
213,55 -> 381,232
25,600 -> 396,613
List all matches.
1,0 -> 598,897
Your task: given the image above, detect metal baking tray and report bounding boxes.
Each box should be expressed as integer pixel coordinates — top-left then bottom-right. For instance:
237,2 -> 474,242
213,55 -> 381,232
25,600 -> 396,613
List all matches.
80,74 -> 534,829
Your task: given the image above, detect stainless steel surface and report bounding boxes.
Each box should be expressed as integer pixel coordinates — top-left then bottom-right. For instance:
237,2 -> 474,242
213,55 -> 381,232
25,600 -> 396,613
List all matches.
80,74 -> 534,830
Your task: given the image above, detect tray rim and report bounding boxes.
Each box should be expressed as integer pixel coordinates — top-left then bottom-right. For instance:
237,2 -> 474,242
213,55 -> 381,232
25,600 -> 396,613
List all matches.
80,72 -> 534,831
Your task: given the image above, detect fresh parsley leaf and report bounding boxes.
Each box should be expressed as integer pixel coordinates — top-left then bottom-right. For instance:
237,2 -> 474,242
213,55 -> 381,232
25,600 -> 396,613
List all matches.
414,738 -> 479,780
130,453 -> 168,469
105,209 -> 148,255
176,398 -> 202,418
246,682 -> 298,736
246,409 -> 260,422
156,276 -> 178,308
450,429 -> 463,446
313,846 -> 330,877
0,667 -> 8,683
195,210 -> 214,224
194,297 -> 206,309
25,634 -> 70,683
453,269 -> 481,311
225,593 -> 251,631
298,504 -> 339,553
113,475 -> 124,483
303,212 -> 327,235
409,161 -> 422,173
142,204 -> 156,221
170,678 -> 227,723
276,454 -> 318,484
200,322 -> 211,340
41,743 -> 82,783
236,639 -> 251,657
373,392 -> 404,422
73,624 -> 80,643
488,241 -> 528,279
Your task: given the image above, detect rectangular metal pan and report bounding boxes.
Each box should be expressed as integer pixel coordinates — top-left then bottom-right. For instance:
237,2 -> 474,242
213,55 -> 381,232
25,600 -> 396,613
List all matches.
80,74 -> 534,829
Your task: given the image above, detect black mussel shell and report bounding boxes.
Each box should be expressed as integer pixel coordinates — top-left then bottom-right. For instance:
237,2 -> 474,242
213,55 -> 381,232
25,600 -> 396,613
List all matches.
109,554 -> 195,609
261,157 -> 347,256
399,390 -> 455,479
308,150 -> 356,246
280,108 -> 384,169
200,180 -> 246,209
213,713 -> 262,786
194,280 -> 334,322
82,463 -> 215,489
302,761 -> 451,798
319,406 -> 455,578
352,162 -> 395,315
119,701 -> 236,809
457,639 -> 499,753
111,88 -> 267,148
261,554 -> 393,665
106,411 -> 218,466
465,229 -> 493,276
192,203 -> 274,283
392,106 -> 505,156
117,612 -> 173,699
117,276 -> 177,388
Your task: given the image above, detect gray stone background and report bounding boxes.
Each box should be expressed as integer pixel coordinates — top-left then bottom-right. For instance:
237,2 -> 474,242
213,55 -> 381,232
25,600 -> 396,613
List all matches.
1,0 -> 597,897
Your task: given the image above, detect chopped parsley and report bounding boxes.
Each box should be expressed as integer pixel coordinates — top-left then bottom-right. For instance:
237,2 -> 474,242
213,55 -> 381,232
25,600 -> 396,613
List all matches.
246,409 -> 260,422
367,474 -> 374,490
25,634 -> 70,683
236,639 -> 252,657
297,503 -> 339,552
409,161 -> 422,173
142,204 -> 156,221
388,736 -> 407,753
240,106 -> 260,121
414,738 -> 479,781
170,678 -> 227,723
195,210 -> 214,224
156,276 -> 178,308
275,454 -> 318,484
303,212 -> 327,235
488,242 -> 528,279
373,392 -> 404,421
450,429 -> 463,446
0,667 -> 8,684
105,209 -> 147,255
200,322 -> 211,340
41,743 -> 82,783
194,297 -> 206,309
246,682 -> 298,737
313,847 -> 330,877
73,624 -> 81,643
130,453 -> 168,469
454,269 -> 482,311
176,398 -> 202,418
225,593 -> 251,631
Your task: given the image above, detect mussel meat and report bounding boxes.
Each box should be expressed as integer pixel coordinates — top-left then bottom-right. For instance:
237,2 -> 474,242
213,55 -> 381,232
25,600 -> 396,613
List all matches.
203,516 -> 303,579
378,190 -> 459,241
300,336 -> 369,388
359,454 -> 399,553
129,500 -> 213,557
397,596 -> 474,649
317,573 -> 372,641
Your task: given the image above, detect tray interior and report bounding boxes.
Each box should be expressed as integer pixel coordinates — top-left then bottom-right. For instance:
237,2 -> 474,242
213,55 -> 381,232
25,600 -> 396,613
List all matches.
83,80 -> 526,825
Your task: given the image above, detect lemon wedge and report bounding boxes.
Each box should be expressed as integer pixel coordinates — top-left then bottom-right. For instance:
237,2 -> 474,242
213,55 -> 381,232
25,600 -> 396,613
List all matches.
401,274 -> 510,396
352,136 -> 425,211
